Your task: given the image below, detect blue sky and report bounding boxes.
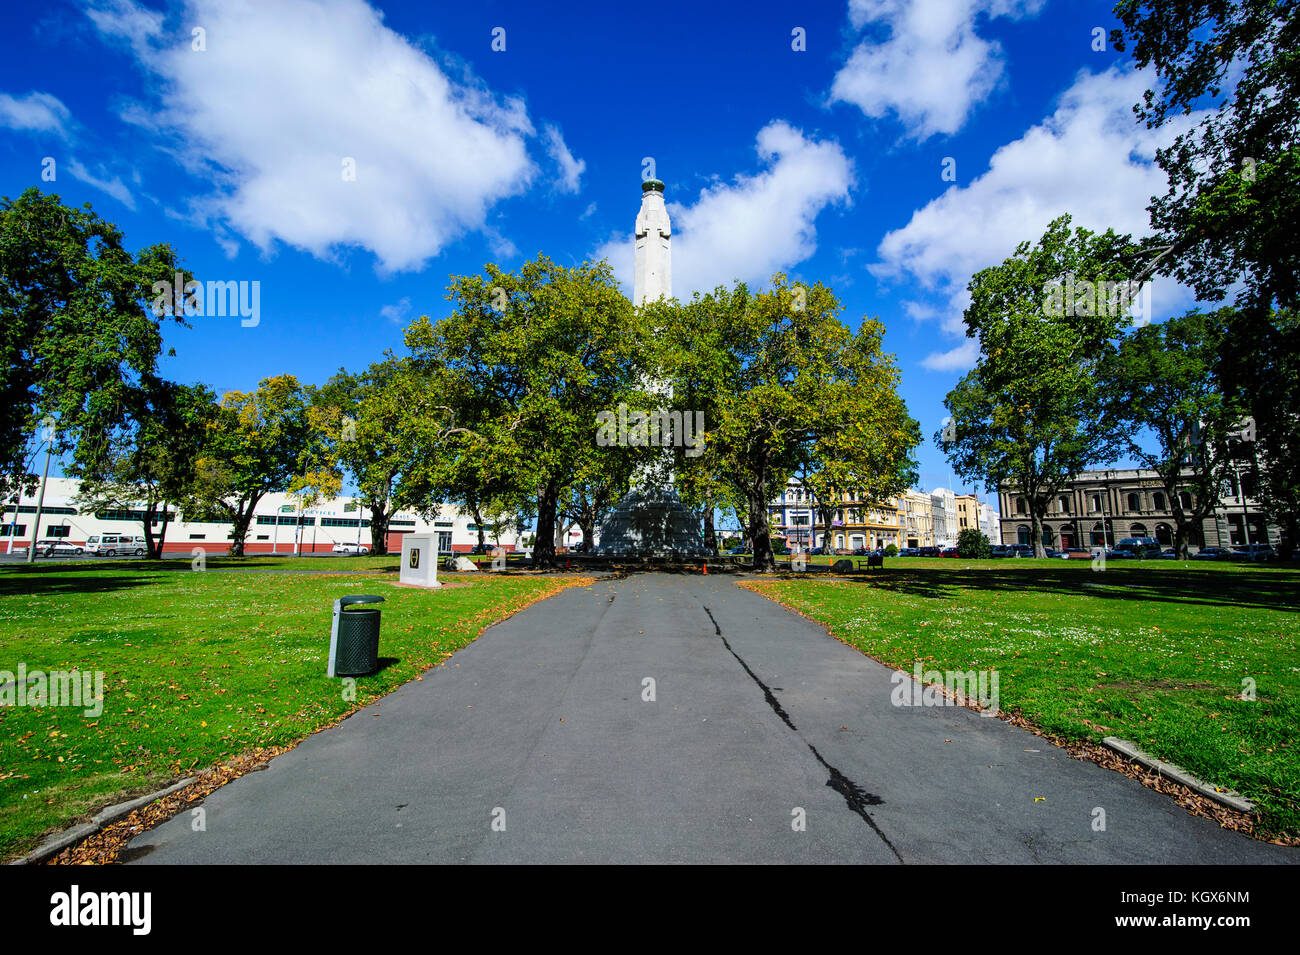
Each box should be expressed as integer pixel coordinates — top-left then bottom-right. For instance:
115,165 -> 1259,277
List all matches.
1,0 -> 1199,501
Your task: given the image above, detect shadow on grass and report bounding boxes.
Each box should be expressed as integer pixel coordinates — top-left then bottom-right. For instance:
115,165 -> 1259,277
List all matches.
0,565 -> 161,598
818,564 -> 1300,613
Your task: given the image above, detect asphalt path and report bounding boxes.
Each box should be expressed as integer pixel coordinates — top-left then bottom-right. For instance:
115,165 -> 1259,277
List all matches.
126,573 -> 1297,864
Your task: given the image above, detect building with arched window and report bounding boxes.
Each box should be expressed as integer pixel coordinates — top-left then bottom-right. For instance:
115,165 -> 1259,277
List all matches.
997,468 -> 1278,552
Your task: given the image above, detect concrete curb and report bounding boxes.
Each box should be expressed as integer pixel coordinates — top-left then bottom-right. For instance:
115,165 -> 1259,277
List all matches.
9,776 -> 197,865
1101,737 -> 1256,814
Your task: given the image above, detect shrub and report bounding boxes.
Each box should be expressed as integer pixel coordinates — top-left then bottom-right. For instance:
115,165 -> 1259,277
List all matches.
957,527 -> 991,558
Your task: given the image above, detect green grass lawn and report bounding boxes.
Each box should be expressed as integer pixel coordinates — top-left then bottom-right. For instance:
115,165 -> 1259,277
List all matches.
0,561 -> 586,860
745,560 -> 1300,838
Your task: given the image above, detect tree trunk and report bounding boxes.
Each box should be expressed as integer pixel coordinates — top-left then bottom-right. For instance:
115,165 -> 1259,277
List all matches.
748,491 -> 776,572
702,504 -> 717,553
580,519 -> 595,550
152,498 -> 171,560
368,500 -> 390,555
1173,520 -> 1190,560
532,483 -> 559,568
228,494 -> 260,557
1030,506 -> 1047,558
1281,514 -> 1299,561
470,502 -> 486,551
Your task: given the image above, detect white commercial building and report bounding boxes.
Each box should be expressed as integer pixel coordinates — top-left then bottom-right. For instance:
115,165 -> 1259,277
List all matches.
2,477 -> 524,556
930,487 -> 957,549
978,502 -> 1001,545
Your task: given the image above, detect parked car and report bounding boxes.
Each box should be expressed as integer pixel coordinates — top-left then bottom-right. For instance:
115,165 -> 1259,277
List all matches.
84,533 -> 147,557
331,542 -> 370,555
1115,537 -> 1160,551
1156,548 -> 1180,559
1053,548 -> 1090,559
939,547 -> 960,558
917,546 -> 940,557
898,547 -> 920,557
1230,544 -> 1274,562
1191,546 -> 1232,561
1007,544 -> 1034,558
725,546 -> 748,556
35,539 -> 84,557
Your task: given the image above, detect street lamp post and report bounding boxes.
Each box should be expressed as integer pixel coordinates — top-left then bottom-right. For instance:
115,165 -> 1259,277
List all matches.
25,432 -> 54,565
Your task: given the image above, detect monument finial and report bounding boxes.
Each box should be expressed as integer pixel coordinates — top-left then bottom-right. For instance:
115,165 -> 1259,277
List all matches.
633,176 -> 671,306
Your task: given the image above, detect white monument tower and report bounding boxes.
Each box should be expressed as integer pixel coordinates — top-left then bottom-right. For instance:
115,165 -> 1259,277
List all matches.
592,176 -> 708,559
633,179 -> 671,306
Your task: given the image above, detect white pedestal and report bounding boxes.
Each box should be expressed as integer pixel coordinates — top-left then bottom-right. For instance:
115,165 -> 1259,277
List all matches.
399,533 -> 442,588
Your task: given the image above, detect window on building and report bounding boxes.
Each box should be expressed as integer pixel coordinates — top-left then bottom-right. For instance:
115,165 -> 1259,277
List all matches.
1153,492 -> 1166,511
1015,497 -> 1026,515
1058,496 -> 1070,514
1,524 -> 26,536
189,533 -> 206,540
1126,493 -> 1140,512
96,508 -> 176,523
46,525 -> 70,537
1179,491 -> 1193,510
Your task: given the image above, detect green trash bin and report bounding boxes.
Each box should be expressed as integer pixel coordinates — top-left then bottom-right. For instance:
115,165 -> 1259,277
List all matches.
329,594 -> 385,677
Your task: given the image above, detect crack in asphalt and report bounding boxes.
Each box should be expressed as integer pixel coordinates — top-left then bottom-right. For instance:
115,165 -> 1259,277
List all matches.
703,604 -> 904,863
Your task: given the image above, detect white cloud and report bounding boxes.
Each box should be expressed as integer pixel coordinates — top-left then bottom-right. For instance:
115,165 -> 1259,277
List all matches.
920,338 -> 979,371
86,0 -> 540,272
595,121 -> 853,298
0,91 -> 73,138
831,0 -> 1043,140
873,66 -> 1205,370
67,159 -> 136,209
380,296 -> 412,324
543,124 -> 585,194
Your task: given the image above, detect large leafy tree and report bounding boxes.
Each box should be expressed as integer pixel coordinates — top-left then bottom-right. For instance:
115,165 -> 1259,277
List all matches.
1231,308 -> 1300,555
1099,308 -> 1247,557
662,276 -> 919,572
193,375 -> 313,557
313,358 -> 419,555
404,255 -> 648,568
940,217 -> 1141,556
1112,0 -> 1299,318
72,381 -> 220,559
0,188 -> 189,498
1113,0 -> 1300,552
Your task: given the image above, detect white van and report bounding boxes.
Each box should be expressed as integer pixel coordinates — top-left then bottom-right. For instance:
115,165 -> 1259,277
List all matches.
85,533 -> 148,557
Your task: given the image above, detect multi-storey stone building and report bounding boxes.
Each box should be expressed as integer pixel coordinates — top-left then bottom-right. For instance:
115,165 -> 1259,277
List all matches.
930,487 -> 957,548
901,489 -> 934,548
997,467 -> 1276,550
769,479 -> 903,552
